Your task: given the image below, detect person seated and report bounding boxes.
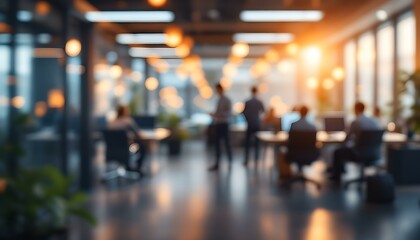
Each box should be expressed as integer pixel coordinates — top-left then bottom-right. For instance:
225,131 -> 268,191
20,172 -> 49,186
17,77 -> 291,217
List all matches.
263,107 -> 280,132
329,102 -> 380,182
108,105 -> 146,174
289,105 -> 317,131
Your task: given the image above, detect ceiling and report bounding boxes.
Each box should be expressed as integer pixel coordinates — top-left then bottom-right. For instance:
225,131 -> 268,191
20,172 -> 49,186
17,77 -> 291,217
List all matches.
80,0 -> 410,57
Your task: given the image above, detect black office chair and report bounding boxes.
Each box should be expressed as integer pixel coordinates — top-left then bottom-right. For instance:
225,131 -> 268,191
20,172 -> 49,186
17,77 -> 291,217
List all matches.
102,130 -> 141,181
285,131 -> 321,189
344,130 -> 384,188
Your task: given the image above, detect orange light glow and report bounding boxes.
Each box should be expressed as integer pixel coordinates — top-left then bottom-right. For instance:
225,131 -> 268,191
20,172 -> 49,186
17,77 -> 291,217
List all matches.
48,90 -> 64,108
175,43 -> 190,58
277,60 -> 292,73
11,96 -> 25,109
286,43 -> 299,56
65,38 -> 81,57
231,42 -> 249,58
332,67 -> 345,81
147,0 -> 167,8
303,46 -> 322,64
228,55 -> 243,65
145,77 -> 159,91
220,77 -> 232,90
165,26 -> 183,47
155,60 -> 169,73
199,86 -> 213,99
36,1 -> 51,16
305,209 -> 334,240
322,78 -> 335,90
265,49 -> 279,63
34,101 -> 47,117
147,55 -> 161,66
110,65 -> 123,79
233,102 -> 245,114
0,23 -> 10,33
223,63 -> 238,78
114,83 -> 126,97
306,77 -> 319,89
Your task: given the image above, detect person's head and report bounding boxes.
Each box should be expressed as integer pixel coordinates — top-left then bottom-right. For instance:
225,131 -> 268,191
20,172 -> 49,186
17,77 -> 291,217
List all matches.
251,86 -> 258,96
299,105 -> 309,118
215,83 -> 224,96
354,102 -> 365,116
116,105 -> 130,118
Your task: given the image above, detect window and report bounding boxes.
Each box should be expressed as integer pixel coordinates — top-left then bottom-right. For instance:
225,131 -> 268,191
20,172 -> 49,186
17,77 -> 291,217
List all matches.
344,41 -> 356,113
357,32 -> 375,112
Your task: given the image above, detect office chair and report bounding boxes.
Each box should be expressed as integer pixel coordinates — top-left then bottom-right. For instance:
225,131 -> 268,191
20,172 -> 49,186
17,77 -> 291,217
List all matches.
344,130 -> 384,189
285,131 -> 321,189
102,130 -> 142,181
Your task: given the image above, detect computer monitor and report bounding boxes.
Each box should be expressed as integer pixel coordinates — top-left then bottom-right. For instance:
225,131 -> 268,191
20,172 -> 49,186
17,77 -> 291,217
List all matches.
324,117 -> 346,132
133,116 -> 156,129
281,112 -> 300,132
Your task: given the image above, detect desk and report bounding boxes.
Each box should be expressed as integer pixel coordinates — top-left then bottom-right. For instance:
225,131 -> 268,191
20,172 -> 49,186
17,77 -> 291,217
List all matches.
138,128 -> 170,141
256,131 -> 408,145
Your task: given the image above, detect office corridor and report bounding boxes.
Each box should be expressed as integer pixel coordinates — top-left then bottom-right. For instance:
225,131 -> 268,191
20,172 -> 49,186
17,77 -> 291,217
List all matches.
71,141 -> 420,240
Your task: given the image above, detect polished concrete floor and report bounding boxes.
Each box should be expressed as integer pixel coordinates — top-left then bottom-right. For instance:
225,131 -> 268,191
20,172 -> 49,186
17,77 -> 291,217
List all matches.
72,141 -> 420,240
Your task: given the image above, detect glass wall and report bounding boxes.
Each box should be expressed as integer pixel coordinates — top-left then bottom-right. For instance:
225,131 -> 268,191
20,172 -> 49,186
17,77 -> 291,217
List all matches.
344,41 -> 356,113
377,23 -> 394,121
397,12 -> 416,118
357,32 -> 375,113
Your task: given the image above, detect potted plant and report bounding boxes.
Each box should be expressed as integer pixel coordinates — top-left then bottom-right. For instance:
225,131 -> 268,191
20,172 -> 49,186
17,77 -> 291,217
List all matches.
399,70 -> 420,138
0,166 -> 96,239
158,112 -> 189,156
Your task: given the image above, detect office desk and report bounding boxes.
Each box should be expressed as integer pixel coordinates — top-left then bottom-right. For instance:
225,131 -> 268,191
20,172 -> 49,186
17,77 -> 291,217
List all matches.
138,128 -> 171,142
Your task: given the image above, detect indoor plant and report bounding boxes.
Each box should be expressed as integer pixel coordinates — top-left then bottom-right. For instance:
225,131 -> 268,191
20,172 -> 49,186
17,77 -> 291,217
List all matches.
158,112 -> 189,155
399,70 -> 420,136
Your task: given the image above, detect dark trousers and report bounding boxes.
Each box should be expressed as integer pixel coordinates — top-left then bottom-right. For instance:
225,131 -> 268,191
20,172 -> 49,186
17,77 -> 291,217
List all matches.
214,123 -> 232,166
332,146 -> 358,176
132,140 -> 147,171
244,127 -> 260,164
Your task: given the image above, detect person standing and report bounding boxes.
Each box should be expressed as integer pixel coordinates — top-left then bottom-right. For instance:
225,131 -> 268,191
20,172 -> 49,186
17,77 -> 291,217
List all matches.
208,83 -> 233,171
242,86 -> 265,166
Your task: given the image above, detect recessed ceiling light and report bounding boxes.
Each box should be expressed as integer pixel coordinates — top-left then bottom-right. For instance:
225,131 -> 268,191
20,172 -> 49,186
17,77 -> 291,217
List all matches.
116,33 -> 166,44
85,11 -> 174,23
240,10 -> 323,22
129,47 -> 178,58
376,10 -> 388,21
233,33 -> 294,44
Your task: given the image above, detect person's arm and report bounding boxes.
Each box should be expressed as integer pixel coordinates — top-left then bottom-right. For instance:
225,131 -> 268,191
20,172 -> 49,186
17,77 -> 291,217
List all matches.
128,118 -> 143,141
344,121 -> 356,144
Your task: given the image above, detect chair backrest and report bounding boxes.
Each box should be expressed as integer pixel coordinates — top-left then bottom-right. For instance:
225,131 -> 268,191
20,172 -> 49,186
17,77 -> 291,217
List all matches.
133,116 -> 156,129
286,131 -> 320,166
354,130 -> 384,164
102,130 -> 130,165
324,116 -> 346,132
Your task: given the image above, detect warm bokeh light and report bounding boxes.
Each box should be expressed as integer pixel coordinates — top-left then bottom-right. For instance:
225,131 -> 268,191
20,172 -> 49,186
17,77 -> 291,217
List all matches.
387,122 -> 396,132
160,87 -> 178,99
332,67 -> 345,81
176,66 -> 188,80
303,46 -> 322,64
0,178 -> 6,193
165,26 -> 183,47
258,82 -> 269,93
322,78 -> 335,90
228,55 -> 243,65
11,96 -> 25,109
357,48 -> 375,63
114,83 -> 126,97
147,55 -> 161,66
233,102 -> 245,114
145,77 -> 159,91
306,77 -> 319,89
65,38 -> 81,57
182,36 -> 195,48
131,71 -> 143,82
36,1 -> 51,15
34,101 -> 47,117
265,49 -> 279,63
223,63 -> 238,78
48,90 -> 64,108
199,85 -> 213,99
252,59 -> 271,77
231,42 -> 249,58
277,60 -> 292,73
0,23 -> 10,33
286,43 -> 299,56
305,209 -> 334,240
175,43 -> 190,58
220,77 -> 232,90
96,80 -> 112,93
155,60 -> 169,73
147,0 -> 167,8
110,64 -> 123,78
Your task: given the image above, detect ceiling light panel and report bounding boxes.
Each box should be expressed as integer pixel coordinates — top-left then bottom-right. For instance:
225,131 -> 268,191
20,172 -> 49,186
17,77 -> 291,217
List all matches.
129,47 -> 178,58
85,11 -> 174,23
116,34 -> 166,44
240,10 -> 324,22
233,33 -> 294,44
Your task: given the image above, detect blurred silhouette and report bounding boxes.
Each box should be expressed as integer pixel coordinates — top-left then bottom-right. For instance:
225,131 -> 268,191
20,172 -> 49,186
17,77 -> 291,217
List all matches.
329,102 -> 381,181
289,105 -> 317,131
263,107 -> 280,132
208,84 -> 232,171
108,105 -> 146,173
242,86 -> 265,166
373,106 -> 387,128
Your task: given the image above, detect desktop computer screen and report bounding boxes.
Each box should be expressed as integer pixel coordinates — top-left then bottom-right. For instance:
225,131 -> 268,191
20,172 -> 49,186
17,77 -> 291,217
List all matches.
324,117 -> 346,132
281,113 -> 316,132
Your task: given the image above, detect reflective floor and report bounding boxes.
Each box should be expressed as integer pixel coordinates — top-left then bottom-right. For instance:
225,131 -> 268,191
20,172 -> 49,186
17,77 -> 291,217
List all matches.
72,141 -> 420,240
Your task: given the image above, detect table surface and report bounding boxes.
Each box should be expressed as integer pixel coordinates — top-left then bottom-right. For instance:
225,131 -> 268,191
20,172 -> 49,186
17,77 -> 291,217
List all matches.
256,131 -> 408,144
26,128 -> 171,142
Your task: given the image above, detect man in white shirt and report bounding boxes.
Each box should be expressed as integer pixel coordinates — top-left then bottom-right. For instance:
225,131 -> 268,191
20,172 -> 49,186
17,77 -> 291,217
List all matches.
209,84 -> 233,171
